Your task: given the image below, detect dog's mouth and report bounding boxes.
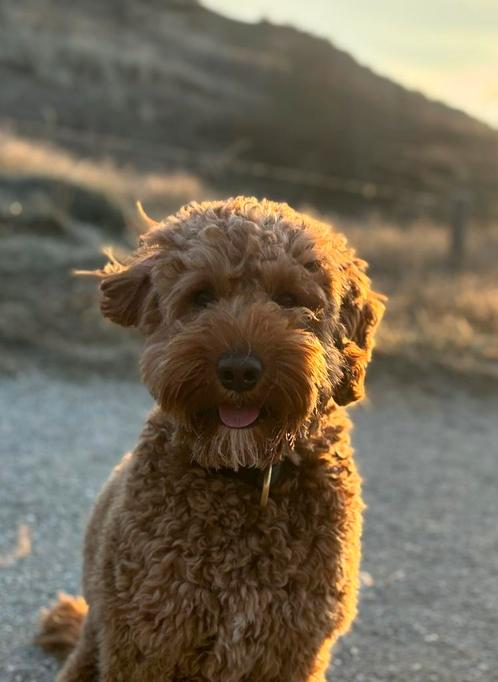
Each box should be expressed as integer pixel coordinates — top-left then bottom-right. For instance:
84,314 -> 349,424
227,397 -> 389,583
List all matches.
218,405 -> 262,428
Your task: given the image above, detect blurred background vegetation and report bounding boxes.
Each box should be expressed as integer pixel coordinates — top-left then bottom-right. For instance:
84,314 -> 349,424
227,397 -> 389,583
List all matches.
1,0 -> 497,381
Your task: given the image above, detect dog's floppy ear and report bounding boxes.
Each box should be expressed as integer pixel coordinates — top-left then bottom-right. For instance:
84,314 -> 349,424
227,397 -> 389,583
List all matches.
92,249 -> 160,331
99,254 -> 151,328
77,204 -> 162,331
333,258 -> 385,406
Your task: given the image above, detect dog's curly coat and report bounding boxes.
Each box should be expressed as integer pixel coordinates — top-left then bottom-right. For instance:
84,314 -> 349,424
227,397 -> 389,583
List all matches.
37,197 -> 385,681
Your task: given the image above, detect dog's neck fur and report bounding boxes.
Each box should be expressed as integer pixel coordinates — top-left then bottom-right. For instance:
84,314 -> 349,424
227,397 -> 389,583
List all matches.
132,403 -> 355,512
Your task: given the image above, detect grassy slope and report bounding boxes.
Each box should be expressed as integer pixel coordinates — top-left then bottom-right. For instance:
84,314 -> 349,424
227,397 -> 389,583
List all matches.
1,132 -> 497,380
1,0 -> 497,216
342,217 -> 498,380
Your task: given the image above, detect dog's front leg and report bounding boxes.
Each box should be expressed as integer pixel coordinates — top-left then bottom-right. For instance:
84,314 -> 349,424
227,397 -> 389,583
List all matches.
98,627 -> 177,682
271,635 -> 333,682
56,611 -> 99,682
304,636 -> 335,682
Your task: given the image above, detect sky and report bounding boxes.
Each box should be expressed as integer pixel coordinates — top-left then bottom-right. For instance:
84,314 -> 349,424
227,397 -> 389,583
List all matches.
203,0 -> 498,129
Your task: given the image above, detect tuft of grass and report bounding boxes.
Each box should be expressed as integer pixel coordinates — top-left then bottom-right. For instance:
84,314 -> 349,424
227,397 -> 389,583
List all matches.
0,130 -> 208,221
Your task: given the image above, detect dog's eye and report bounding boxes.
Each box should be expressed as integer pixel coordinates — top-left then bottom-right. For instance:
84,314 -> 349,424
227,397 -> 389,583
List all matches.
274,293 -> 298,308
192,289 -> 217,309
304,260 -> 321,272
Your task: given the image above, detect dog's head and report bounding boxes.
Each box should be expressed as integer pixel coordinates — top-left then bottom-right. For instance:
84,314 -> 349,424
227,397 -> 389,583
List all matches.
96,197 -> 384,469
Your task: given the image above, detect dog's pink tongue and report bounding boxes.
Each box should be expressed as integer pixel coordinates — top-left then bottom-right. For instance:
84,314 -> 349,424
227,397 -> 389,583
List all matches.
218,405 -> 260,428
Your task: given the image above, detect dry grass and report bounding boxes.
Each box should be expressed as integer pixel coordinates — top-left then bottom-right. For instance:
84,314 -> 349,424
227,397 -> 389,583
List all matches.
1,129 -> 496,381
0,130 -> 208,220
0,130 -> 212,375
338,216 -> 498,379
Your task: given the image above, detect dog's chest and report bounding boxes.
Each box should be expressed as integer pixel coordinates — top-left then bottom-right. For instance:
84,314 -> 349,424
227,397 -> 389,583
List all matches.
114,461 -> 360,667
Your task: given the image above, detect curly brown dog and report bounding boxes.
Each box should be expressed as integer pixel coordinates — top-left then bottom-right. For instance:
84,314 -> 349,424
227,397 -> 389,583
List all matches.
37,197 -> 385,681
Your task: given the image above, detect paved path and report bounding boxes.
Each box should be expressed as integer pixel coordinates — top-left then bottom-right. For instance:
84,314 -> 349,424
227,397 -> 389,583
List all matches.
0,373 -> 496,681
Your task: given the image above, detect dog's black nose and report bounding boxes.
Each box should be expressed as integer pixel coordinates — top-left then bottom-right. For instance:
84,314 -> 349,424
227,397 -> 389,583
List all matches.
217,353 -> 262,392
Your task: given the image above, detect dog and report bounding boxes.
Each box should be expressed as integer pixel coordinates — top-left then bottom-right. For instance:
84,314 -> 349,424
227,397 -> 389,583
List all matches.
37,197 -> 385,681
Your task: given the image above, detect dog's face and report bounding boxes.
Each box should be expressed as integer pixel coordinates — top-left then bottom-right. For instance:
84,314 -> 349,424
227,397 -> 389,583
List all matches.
97,198 -> 384,469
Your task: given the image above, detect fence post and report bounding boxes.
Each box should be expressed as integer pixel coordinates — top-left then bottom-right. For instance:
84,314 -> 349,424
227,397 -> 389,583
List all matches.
449,188 -> 471,272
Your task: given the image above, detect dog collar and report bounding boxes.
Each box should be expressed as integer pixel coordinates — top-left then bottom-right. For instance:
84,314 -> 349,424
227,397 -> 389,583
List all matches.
215,461 -> 286,508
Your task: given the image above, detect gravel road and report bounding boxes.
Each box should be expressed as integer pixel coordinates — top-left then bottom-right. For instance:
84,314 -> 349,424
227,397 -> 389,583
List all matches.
0,372 -> 497,682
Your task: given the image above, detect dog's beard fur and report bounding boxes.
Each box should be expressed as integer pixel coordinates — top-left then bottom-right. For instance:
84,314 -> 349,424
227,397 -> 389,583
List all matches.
185,422 -> 272,471
140,303 -> 339,470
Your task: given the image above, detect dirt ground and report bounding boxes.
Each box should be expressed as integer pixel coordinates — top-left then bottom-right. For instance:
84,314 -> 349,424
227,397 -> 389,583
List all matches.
0,372 -> 497,682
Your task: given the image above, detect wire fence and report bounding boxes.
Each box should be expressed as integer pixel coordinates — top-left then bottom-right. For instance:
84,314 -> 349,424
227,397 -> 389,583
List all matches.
1,116 -> 437,203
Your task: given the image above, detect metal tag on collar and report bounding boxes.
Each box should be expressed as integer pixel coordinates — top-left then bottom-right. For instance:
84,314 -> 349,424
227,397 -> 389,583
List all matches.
260,464 -> 272,508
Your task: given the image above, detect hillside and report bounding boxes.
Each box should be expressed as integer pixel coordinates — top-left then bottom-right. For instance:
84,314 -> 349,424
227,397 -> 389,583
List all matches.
1,0 -> 498,217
